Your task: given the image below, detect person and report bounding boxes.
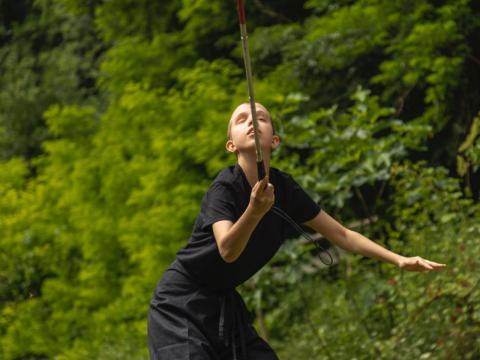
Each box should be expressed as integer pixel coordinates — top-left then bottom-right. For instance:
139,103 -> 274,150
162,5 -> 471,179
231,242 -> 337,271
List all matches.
147,102 -> 446,360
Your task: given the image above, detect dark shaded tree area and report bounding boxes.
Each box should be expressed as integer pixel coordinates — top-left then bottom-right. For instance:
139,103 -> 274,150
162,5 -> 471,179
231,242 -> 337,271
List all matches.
0,0 -> 102,160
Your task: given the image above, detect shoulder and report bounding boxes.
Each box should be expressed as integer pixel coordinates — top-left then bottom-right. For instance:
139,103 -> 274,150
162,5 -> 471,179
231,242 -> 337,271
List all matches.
270,167 -> 295,186
207,165 -> 239,195
214,165 -> 237,184
270,167 -> 310,196
270,166 -> 290,178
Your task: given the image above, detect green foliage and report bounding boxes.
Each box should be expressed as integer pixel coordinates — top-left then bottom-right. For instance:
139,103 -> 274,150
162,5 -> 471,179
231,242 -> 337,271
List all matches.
277,87 -> 432,208
253,0 -> 480,166
0,0 -> 101,160
457,111 -> 480,193
244,160 -> 480,359
98,32 -> 197,95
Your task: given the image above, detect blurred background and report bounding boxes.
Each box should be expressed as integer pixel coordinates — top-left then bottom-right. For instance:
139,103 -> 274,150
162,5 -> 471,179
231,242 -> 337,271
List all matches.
0,0 -> 479,359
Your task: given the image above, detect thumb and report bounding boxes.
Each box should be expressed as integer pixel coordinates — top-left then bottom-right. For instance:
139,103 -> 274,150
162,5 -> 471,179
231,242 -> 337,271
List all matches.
252,176 -> 268,191
260,175 -> 269,190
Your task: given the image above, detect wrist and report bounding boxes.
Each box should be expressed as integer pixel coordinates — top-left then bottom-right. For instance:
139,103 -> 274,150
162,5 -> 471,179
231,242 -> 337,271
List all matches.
246,203 -> 266,220
395,255 -> 406,268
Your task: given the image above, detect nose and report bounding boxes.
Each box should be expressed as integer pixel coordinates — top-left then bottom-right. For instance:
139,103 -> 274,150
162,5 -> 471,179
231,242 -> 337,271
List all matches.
247,114 -> 253,126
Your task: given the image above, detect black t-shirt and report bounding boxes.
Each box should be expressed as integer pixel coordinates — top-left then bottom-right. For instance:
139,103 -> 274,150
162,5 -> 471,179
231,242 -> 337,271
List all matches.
176,163 -> 321,290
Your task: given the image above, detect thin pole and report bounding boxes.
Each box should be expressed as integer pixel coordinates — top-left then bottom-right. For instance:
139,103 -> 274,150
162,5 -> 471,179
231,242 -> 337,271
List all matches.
234,2 -> 333,267
236,0 -> 265,180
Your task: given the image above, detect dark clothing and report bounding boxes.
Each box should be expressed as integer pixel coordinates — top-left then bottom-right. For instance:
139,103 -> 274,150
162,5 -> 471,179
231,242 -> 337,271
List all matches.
176,164 -> 321,290
148,164 -> 321,359
148,260 -> 278,360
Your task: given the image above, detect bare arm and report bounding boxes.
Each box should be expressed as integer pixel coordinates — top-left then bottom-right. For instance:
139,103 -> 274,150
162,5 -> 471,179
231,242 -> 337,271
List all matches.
304,210 -> 446,271
212,176 -> 274,263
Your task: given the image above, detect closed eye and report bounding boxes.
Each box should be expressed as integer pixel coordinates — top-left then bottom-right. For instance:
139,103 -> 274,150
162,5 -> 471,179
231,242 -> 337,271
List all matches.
235,112 -> 248,123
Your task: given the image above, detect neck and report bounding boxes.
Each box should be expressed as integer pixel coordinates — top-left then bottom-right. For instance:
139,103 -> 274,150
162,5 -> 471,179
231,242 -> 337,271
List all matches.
237,151 -> 270,187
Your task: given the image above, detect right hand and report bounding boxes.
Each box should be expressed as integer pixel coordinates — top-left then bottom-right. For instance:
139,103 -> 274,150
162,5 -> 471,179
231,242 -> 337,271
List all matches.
249,176 -> 275,217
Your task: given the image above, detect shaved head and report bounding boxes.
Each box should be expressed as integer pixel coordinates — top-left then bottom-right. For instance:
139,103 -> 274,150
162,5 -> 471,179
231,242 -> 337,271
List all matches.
227,102 -> 275,139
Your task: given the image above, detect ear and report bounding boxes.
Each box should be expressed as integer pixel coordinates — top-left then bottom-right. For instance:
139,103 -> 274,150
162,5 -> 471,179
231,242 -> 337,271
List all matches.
226,139 -> 237,154
271,135 -> 281,150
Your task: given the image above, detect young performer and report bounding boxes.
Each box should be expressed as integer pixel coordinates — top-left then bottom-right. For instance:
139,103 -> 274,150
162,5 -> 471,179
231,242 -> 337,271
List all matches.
147,102 -> 446,360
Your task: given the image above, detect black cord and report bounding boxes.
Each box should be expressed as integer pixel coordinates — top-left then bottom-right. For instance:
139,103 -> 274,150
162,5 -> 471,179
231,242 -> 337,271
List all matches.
270,206 -> 334,266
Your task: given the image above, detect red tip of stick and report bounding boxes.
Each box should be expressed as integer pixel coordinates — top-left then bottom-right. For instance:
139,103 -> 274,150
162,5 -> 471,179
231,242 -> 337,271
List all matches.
237,0 -> 246,24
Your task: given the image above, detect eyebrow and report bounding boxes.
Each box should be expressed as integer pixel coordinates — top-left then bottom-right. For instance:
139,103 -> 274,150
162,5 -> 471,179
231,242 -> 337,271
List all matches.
235,110 -> 269,122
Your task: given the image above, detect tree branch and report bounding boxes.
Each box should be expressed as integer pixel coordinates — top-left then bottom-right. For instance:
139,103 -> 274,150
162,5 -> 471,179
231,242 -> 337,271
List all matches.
253,0 -> 291,23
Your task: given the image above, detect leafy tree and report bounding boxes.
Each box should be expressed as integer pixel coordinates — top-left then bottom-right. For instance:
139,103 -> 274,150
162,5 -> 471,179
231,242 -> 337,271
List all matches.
0,0 -> 102,160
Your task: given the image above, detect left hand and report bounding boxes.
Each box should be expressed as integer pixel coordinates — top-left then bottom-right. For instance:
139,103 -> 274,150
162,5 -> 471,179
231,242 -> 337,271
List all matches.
397,256 -> 447,272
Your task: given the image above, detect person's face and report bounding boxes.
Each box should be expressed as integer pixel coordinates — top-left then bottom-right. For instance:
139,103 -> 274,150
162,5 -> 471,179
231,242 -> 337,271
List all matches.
226,103 -> 280,156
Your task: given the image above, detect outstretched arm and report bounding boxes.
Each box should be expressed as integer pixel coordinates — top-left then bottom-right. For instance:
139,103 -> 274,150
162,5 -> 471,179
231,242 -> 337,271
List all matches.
304,210 -> 446,272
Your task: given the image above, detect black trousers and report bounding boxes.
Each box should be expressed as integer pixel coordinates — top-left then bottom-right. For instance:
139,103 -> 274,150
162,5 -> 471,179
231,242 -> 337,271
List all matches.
147,260 -> 279,360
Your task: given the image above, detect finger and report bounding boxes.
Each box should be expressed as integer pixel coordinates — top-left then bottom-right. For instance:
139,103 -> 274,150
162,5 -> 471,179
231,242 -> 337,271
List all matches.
420,258 -> 445,269
412,259 -> 430,271
418,259 -> 434,270
253,176 -> 268,192
264,183 -> 274,194
414,264 -> 429,272
423,263 -> 434,270
260,176 -> 269,190
425,259 -> 447,267
255,176 -> 268,190
428,264 -> 446,270
429,264 -> 447,271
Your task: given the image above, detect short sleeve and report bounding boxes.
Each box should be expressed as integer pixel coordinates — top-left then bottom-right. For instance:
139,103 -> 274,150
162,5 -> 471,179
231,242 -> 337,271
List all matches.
285,174 -> 321,223
201,181 -> 237,228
